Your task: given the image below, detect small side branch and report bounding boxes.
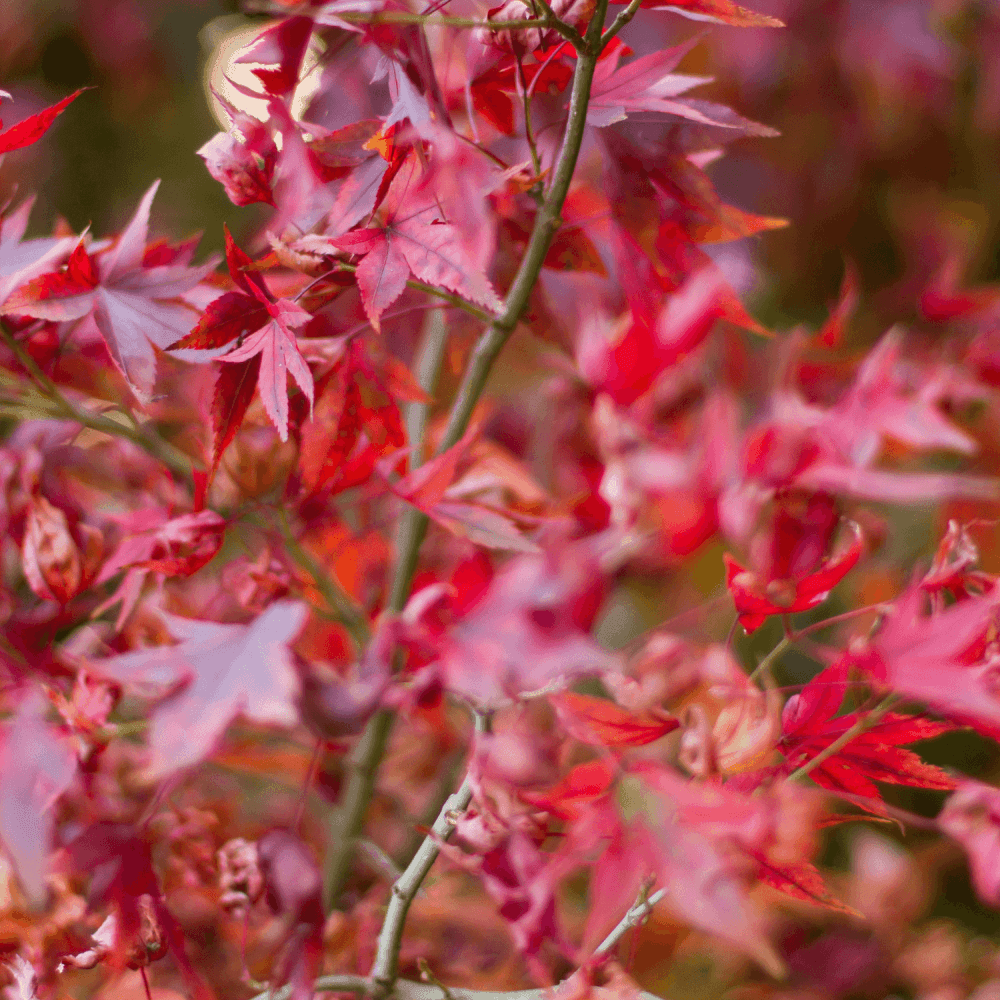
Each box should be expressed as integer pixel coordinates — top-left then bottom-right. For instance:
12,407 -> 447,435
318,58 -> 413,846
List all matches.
593,887 -> 665,956
0,324 -> 194,481
368,714 -> 489,997
786,693 -> 899,783
600,0 -> 642,46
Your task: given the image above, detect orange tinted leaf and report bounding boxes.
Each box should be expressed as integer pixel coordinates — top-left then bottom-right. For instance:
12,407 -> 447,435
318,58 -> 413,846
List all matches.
550,690 -> 678,746
211,354 -> 261,479
757,859 -> 859,916
687,204 -> 789,244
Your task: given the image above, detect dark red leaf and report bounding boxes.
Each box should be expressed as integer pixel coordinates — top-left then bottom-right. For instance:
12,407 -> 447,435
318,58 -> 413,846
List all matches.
210,354 -> 262,480
780,659 -> 957,812
726,521 -> 863,633
170,290 -> 268,351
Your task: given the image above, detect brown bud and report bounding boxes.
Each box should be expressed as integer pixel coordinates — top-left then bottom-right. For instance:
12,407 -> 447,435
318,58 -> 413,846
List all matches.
217,838 -> 263,916
22,498 -> 102,604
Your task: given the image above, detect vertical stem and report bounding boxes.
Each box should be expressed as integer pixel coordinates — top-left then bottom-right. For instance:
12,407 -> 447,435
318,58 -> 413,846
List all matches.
390,309 -> 449,615
322,0 -> 609,915
390,0 -> 609,606
324,311 -> 449,913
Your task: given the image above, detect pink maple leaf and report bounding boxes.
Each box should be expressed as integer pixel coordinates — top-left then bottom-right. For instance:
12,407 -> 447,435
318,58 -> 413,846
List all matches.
2,181 -> 218,401
218,295 -> 314,443
939,779 -> 1000,907
586,38 -> 715,128
846,585 -> 1000,739
86,601 -> 307,779
0,692 -> 76,904
333,154 -> 501,331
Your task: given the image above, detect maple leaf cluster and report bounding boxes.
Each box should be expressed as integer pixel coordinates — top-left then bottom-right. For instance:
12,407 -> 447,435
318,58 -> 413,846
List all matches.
3,4 -> 1000,1000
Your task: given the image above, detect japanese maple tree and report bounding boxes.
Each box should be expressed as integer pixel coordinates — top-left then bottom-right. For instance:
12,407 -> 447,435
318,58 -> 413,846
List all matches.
3,4 -> 1000,1000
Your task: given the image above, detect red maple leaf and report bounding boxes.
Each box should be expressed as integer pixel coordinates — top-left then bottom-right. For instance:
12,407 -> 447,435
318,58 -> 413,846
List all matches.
465,45 -> 574,134
298,338 -> 414,493
0,88 -> 86,154
779,659 -> 956,812
65,823 -> 213,1000
757,858 -> 858,915
171,227 -> 314,447
94,509 -> 227,628
332,153 -> 502,331
725,520 -> 863,633
232,16 -> 314,98
548,690 -> 678,747
382,428 -> 541,552
2,181 -> 217,401
86,601 -> 308,779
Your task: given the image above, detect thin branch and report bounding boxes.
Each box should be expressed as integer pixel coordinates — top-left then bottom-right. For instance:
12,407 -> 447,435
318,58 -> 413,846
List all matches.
785,693 -> 899,783
404,279 -> 497,324
369,714 -> 489,998
335,8 -> 585,44
250,973 -> 370,1000
331,261 -> 498,324
323,313 -> 451,912
515,53 -> 543,179
528,0 -> 587,48
594,887 -> 666,956
601,0 -> 643,45
294,738 -> 324,832
323,706 -> 395,913
389,0 -> 609,607
747,635 -> 791,685
792,603 -> 890,638
397,747 -> 466,867
323,0 -> 609,927
818,789 -> 942,832
0,324 -> 194,481
253,976 -> 664,1000
404,309 -> 449,462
